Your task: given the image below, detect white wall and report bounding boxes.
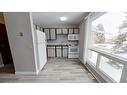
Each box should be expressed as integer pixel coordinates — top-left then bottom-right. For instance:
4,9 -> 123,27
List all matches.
79,18 -> 88,64
4,12 -> 39,74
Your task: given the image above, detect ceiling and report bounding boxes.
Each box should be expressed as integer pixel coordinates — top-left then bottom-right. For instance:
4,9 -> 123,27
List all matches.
32,12 -> 89,25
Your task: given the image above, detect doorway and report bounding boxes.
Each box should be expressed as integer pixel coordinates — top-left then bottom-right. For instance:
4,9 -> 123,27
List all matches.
0,23 -> 15,74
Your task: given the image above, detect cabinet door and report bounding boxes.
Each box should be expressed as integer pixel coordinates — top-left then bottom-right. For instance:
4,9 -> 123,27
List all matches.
74,28 -> 79,34
62,29 -> 68,34
44,29 -> 50,40
57,29 -> 62,34
47,47 -> 55,57
68,28 -> 73,34
56,46 -> 62,57
63,47 -> 68,57
50,29 -> 56,40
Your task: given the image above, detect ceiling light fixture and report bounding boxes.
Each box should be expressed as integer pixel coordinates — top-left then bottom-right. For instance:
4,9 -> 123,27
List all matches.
60,16 -> 67,21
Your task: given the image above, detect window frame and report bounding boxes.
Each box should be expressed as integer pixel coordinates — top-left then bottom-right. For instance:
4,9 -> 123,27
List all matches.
86,12 -> 127,83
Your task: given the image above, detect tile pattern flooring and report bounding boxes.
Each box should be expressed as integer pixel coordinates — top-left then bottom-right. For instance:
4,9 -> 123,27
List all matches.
0,58 -> 97,83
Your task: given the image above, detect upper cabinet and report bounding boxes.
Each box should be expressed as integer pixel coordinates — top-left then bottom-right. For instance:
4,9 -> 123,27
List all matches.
68,28 -> 73,34
62,28 -> 68,34
44,28 -> 79,41
50,28 -> 56,40
68,28 -> 79,34
74,29 -> 79,34
56,29 -> 62,34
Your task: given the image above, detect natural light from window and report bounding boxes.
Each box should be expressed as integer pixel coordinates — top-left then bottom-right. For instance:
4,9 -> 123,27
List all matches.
91,12 -> 127,60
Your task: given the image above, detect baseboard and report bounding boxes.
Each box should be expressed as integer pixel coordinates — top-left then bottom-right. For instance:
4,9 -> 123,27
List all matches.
15,71 -> 38,75
36,69 -> 39,75
79,58 -> 86,65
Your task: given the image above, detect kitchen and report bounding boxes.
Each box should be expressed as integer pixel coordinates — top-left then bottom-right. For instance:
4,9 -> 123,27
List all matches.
32,12 -> 83,60
45,28 -> 79,59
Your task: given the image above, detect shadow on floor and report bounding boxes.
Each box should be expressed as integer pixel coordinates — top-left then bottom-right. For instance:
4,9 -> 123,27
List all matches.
0,63 -> 15,74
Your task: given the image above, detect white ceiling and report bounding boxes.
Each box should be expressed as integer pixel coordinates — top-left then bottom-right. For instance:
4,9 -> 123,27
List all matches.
32,12 -> 89,25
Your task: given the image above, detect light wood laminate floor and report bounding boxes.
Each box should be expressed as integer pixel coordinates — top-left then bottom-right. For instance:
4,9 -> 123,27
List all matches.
0,58 -> 97,83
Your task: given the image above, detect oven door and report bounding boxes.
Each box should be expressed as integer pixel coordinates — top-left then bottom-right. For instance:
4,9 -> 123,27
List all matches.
69,46 -> 79,53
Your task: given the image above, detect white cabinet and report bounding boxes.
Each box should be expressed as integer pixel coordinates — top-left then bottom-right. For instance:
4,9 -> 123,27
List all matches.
68,28 -> 73,34
44,29 -> 50,40
50,29 -> 56,40
57,29 -> 62,34
47,46 -> 55,57
56,46 -> 62,57
63,46 -> 68,57
74,28 -> 79,34
62,29 -> 68,34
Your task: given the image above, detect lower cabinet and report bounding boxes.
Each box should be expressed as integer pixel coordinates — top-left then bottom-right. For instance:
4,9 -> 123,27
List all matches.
63,46 -> 68,57
56,46 -> 62,57
47,46 -> 55,57
47,45 -> 68,58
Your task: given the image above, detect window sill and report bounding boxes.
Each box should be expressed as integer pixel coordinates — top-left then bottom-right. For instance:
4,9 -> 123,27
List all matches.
88,48 -> 127,66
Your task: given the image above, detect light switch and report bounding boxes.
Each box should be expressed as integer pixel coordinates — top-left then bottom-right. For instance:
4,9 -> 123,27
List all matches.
19,32 -> 23,36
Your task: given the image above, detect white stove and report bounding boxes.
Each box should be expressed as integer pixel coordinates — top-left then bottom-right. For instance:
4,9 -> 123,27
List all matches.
68,45 -> 79,58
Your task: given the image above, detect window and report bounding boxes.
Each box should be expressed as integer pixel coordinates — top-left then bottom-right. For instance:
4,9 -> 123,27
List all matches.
91,13 -> 127,60
99,56 -> 123,82
86,12 -> 127,82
